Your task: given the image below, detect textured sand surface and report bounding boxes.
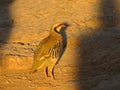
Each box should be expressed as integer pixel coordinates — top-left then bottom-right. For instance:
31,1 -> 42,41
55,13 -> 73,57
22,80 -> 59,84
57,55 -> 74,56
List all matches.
0,0 -> 120,90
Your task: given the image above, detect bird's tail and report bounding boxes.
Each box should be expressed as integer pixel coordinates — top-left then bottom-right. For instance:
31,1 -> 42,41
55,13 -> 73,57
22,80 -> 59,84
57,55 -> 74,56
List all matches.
29,66 -> 37,74
29,59 -> 45,74
29,62 -> 39,74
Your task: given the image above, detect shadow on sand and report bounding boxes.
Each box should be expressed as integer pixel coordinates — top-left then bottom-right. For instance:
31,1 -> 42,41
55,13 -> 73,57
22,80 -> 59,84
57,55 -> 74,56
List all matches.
0,0 -> 14,68
77,0 -> 120,89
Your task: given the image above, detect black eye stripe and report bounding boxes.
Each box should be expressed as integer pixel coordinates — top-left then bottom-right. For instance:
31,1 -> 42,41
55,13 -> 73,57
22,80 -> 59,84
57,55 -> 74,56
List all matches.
54,24 -> 64,33
54,27 -> 60,33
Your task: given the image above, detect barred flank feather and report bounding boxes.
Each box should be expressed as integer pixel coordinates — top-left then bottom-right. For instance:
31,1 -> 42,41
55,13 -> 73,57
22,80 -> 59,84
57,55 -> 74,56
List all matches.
49,41 -> 60,59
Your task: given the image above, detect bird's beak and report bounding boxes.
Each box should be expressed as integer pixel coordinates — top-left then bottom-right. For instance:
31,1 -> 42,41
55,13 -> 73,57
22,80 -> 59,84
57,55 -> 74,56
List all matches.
60,24 -> 66,28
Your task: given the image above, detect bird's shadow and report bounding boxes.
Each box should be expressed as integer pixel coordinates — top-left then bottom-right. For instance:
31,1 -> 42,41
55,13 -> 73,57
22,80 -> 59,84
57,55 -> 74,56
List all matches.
52,23 -> 69,79
56,23 -> 69,65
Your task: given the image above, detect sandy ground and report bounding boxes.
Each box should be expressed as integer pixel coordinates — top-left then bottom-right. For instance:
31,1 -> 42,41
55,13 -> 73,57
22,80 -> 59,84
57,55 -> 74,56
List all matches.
0,0 -> 120,90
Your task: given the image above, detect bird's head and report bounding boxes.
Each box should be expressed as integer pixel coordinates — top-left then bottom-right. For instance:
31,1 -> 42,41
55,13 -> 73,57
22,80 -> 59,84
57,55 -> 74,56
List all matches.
51,23 -> 68,34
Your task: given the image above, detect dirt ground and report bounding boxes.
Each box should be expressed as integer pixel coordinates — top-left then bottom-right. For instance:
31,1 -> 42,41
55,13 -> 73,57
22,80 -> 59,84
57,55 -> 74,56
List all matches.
0,0 -> 120,90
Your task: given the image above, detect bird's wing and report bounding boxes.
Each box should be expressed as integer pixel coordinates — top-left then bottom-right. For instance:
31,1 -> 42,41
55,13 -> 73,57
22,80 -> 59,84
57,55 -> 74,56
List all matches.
30,38 -> 62,73
30,37 -> 50,73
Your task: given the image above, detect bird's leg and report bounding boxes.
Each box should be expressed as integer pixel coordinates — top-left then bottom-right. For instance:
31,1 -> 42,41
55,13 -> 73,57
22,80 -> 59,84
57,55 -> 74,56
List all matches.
52,66 -> 55,79
48,64 -> 55,79
43,66 -> 49,77
46,67 -> 49,77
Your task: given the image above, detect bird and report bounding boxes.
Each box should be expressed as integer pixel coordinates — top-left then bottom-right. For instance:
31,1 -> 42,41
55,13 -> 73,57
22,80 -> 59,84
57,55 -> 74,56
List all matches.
29,23 -> 68,79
